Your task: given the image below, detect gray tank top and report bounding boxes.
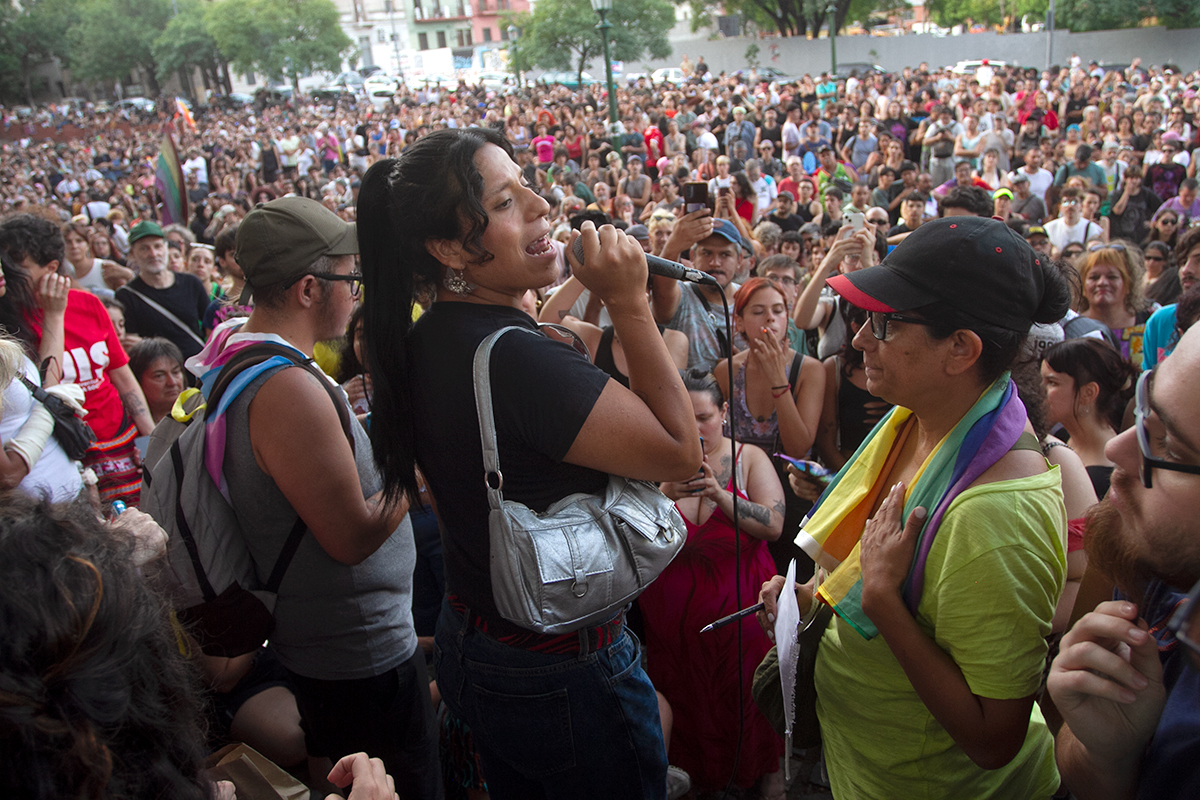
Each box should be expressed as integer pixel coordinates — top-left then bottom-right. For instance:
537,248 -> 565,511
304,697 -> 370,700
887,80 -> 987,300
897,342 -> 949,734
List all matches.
223,366 -> 417,680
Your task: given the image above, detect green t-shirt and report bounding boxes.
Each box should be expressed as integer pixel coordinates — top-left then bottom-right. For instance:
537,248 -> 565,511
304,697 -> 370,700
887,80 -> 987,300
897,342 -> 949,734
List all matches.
814,467 -> 1066,799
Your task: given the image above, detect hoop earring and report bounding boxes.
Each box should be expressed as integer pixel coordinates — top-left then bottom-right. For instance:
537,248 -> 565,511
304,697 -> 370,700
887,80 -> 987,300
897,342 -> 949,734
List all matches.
444,268 -> 471,296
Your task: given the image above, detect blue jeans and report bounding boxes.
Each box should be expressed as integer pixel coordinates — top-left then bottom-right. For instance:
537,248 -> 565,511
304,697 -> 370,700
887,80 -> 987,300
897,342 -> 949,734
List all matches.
434,600 -> 667,800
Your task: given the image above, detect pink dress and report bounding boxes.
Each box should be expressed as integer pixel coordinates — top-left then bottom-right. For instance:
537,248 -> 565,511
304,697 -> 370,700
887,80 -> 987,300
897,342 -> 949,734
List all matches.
639,447 -> 783,791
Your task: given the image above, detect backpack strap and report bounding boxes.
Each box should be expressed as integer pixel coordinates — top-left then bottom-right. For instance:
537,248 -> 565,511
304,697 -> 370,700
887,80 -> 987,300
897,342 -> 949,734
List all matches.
204,342 -> 357,591
171,438 -> 218,603
689,284 -> 730,360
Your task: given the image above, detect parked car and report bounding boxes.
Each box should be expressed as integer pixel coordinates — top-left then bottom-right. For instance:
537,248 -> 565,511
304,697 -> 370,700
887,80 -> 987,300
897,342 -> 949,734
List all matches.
651,67 -> 685,85
473,71 -> 516,92
536,71 -> 598,89
734,65 -> 803,84
117,97 -> 156,114
946,59 -> 1008,75
833,62 -> 888,80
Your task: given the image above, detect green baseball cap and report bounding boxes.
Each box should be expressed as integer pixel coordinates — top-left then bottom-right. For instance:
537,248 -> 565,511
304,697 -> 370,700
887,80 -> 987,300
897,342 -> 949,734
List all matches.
127,219 -> 165,245
235,197 -> 358,304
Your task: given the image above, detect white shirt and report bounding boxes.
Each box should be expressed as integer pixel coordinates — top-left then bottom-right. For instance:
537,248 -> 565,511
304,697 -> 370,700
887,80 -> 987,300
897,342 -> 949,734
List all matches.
1045,216 -> 1102,251
1011,167 -> 1054,203
749,174 -> 777,219
1,358 -> 83,503
183,155 -> 208,186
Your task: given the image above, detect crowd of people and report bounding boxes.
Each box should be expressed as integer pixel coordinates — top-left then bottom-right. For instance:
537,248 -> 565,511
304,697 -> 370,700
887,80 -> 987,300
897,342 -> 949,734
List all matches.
2,50 -> 1200,800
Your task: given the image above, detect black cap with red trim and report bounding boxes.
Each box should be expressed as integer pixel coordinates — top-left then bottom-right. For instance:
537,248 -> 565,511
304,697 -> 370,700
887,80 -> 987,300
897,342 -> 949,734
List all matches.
826,216 -> 1045,333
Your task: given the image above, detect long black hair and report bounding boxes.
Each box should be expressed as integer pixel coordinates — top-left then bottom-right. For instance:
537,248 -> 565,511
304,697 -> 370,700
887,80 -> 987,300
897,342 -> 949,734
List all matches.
357,127 -> 513,505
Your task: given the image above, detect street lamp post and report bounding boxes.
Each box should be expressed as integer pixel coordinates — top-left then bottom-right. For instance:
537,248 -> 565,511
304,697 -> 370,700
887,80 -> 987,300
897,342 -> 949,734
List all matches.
589,0 -> 620,142
385,0 -> 403,78
507,25 -> 522,87
827,2 -> 838,77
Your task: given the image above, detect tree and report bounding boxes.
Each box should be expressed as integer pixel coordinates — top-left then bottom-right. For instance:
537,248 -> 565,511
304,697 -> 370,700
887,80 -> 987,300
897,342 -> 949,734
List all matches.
0,0 -> 79,103
510,0 -> 674,87
153,0 -> 230,97
684,0 -> 854,38
68,0 -> 171,96
926,0 -> 1049,30
206,0 -> 354,91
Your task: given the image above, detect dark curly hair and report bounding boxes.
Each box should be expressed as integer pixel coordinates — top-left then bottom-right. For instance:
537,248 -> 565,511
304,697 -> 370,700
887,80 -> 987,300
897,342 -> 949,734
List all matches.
0,493 -> 212,800
357,127 -> 513,505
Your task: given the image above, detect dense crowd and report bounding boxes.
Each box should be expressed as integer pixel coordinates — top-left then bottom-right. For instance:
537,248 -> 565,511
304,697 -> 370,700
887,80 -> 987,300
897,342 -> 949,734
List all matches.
2,51 -> 1200,800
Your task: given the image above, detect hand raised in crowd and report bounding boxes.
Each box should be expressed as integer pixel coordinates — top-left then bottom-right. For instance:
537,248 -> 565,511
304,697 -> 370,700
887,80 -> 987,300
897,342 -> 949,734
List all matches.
816,225 -> 875,277
746,323 -> 791,387
661,207 -> 714,262
1048,601 -> 1166,763
35,272 -> 70,315
326,753 -> 398,800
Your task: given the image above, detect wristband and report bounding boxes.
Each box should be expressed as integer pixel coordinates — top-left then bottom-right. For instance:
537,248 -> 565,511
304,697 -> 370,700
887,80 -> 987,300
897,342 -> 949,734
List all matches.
771,384 -> 792,399
770,384 -> 789,390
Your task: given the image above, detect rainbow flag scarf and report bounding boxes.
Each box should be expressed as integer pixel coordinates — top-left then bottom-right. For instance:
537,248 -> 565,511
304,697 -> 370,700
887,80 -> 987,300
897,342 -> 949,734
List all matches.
795,374 -> 1027,639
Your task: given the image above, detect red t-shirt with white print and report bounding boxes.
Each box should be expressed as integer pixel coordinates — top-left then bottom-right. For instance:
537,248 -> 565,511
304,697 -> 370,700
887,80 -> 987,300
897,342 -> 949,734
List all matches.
23,289 -> 130,441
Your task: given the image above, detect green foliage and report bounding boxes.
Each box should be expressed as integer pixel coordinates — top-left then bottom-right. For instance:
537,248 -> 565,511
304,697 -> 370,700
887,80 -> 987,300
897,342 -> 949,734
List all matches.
152,0 -> 223,84
745,42 -> 761,69
68,0 -> 171,91
514,0 -> 675,82
206,0 -> 354,87
0,0 -> 80,102
691,0 -> 855,39
925,0 -> 1048,29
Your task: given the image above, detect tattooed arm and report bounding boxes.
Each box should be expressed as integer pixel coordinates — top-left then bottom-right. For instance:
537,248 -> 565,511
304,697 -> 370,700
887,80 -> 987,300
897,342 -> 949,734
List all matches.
700,445 -> 785,541
109,364 -> 156,435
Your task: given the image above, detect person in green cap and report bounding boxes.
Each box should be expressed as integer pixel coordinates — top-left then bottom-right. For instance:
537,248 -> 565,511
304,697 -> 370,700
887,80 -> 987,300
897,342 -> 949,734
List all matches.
114,220 -> 210,360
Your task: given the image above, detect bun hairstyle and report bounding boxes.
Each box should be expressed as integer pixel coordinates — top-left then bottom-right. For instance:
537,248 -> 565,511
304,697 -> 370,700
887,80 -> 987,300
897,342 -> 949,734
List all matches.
357,127 -> 513,505
0,493 -> 210,800
681,368 -> 724,410
1043,338 -> 1138,431
922,250 -> 1072,384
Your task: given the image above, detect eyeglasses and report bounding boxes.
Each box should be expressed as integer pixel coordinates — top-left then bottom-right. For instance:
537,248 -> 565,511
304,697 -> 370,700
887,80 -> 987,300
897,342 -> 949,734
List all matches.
1145,254 -> 1167,262
869,311 -> 938,340
866,217 -> 889,226
1088,242 -> 1127,252
307,271 -> 363,297
1134,369 -> 1200,489
1168,576 -> 1200,670
1159,218 -> 1179,226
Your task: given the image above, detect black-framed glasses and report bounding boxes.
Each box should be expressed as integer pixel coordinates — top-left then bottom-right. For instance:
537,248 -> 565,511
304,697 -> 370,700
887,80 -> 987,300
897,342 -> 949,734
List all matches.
1167,576 -> 1200,669
869,311 -> 938,341
303,271 -> 363,297
1134,369 -> 1200,489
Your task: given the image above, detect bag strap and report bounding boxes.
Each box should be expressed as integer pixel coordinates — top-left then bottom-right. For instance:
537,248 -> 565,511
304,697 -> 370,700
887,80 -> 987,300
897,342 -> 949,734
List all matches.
200,342 -> 355,593
16,372 -> 50,405
209,342 -> 354,450
122,287 -> 206,347
171,438 -> 219,602
472,326 -> 532,512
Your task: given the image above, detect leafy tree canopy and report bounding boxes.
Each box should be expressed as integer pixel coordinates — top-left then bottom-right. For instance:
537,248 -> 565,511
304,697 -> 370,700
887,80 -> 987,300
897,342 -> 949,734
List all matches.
508,0 -> 674,84
206,0 -> 353,89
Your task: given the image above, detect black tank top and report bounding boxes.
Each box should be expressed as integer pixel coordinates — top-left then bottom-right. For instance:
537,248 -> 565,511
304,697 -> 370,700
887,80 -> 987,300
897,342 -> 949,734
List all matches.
837,364 -> 888,453
594,325 -> 666,388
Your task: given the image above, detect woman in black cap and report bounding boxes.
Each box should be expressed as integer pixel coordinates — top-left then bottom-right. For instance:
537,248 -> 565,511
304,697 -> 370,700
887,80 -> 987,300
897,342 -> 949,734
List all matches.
356,128 -> 700,799
758,216 -> 1072,798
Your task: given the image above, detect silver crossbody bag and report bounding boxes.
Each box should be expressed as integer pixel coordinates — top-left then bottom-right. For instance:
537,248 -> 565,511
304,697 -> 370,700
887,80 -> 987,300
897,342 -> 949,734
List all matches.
473,326 -> 687,634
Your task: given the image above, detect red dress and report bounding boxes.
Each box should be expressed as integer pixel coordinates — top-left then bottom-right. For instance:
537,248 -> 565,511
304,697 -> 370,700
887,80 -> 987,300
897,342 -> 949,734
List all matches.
639,449 -> 783,791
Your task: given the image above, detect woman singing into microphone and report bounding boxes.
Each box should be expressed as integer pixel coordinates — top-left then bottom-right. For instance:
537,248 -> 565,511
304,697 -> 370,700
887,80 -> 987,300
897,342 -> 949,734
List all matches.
356,128 -> 701,800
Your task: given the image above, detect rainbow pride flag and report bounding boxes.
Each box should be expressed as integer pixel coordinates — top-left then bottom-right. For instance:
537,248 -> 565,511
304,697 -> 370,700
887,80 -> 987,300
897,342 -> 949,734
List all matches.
155,126 -> 187,226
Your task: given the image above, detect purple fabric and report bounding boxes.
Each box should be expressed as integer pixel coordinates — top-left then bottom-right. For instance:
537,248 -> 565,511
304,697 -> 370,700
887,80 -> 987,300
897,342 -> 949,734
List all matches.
902,382 -> 1027,614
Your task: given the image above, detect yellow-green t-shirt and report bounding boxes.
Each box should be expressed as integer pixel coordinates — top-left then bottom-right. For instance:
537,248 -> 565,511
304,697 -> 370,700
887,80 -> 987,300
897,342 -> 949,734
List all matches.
814,467 -> 1067,799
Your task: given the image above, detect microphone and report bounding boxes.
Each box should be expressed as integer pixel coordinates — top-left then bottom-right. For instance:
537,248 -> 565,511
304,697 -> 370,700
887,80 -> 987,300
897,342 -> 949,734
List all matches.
571,237 -> 718,286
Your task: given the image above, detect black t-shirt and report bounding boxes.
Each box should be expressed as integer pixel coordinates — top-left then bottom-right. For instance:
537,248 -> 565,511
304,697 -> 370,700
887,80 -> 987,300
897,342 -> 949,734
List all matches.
768,211 -> 804,232
407,303 -> 609,624
116,273 -> 209,359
